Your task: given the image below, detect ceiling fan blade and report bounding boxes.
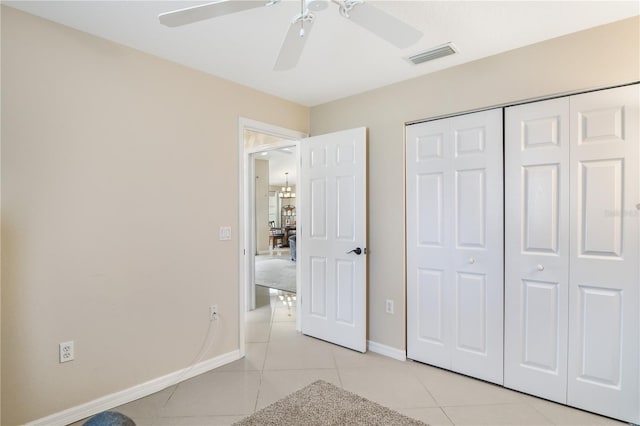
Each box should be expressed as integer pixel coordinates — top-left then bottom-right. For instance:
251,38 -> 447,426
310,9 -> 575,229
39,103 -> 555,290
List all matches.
345,2 -> 422,49
274,20 -> 315,71
159,1 -> 267,27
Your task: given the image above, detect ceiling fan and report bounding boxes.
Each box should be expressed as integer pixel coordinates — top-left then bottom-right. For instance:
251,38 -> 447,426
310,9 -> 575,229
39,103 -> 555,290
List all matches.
158,0 -> 423,70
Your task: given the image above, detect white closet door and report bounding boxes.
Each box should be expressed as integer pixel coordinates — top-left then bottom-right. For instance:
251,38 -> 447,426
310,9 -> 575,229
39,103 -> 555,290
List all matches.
504,98 -> 570,403
450,110 -> 504,383
567,85 -> 639,423
407,109 -> 504,384
406,117 -> 452,369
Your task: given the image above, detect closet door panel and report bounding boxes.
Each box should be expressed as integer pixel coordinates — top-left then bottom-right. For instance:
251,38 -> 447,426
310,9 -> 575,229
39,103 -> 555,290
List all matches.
504,97 -> 570,403
449,110 -> 504,384
456,168 -> 486,247
407,119 -> 453,369
520,279 -> 561,370
417,172 -> 444,246
578,160 -> 623,256
455,272 -> 487,353
568,85 -> 639,424
407,109 -> 503,384
523,164 -> 560,253
416,268 -> 445,344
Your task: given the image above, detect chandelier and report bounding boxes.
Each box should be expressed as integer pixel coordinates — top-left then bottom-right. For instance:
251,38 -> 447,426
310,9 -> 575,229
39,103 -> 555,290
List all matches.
279,172 -> 296,199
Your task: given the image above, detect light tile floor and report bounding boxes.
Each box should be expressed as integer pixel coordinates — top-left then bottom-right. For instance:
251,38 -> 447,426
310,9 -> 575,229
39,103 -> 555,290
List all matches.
76,293 -> 626,426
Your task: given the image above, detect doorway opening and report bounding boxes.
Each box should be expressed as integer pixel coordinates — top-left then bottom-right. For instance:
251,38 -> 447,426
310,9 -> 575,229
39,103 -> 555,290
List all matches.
240,121 -> 368,355
252,147 -> 298,309
238,118 -> 306,356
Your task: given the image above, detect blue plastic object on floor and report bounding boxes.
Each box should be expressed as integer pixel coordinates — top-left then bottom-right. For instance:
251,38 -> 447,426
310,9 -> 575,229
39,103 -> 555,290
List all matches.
83,411 -> 136,426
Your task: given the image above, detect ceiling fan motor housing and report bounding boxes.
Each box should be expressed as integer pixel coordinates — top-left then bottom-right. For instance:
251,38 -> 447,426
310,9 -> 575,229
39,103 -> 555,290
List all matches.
307,0 -> 329,11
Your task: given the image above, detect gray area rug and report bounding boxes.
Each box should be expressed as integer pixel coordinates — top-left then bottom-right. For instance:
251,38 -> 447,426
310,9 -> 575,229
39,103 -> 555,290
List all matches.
233,380 -> 428,426
255,256 -> 296,293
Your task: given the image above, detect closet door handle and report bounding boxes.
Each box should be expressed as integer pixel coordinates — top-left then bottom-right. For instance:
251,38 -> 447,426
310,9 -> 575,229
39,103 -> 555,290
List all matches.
537,264 -> 545,272
468,257 -> 476,264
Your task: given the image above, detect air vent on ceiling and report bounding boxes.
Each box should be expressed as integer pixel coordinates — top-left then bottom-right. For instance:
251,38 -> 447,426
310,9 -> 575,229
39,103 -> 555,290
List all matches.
408,43 -> 456,65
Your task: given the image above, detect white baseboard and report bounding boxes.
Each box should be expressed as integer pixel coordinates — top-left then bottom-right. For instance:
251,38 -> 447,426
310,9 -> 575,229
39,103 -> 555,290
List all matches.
26,349 -> 241,426
368,340 -> 407,361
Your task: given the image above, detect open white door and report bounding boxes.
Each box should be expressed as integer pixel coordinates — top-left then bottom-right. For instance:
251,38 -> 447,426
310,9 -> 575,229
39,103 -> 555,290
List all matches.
299,127 -> 367,352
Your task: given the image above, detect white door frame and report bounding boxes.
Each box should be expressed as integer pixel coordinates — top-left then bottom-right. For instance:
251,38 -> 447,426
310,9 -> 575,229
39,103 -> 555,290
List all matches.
238,117 -> 307,356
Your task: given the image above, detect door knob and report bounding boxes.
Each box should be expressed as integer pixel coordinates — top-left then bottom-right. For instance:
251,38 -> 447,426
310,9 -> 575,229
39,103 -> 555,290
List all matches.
537,264 -> 544,271
468,257 -> 476,264
347,247 -> 362,255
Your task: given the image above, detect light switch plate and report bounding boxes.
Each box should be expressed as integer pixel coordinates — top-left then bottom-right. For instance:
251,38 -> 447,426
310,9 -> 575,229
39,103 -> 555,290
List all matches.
385,299 -> 394,314
219,226 -> 232,241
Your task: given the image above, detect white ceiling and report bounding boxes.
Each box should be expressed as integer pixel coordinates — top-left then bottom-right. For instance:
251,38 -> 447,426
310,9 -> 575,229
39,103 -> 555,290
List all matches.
6,1 -> 639,107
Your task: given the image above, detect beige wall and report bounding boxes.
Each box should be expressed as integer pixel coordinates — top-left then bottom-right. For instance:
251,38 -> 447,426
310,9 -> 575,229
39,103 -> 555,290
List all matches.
310,16 -> 640,351
2,5 -> 639,424
0,6 -> 308,425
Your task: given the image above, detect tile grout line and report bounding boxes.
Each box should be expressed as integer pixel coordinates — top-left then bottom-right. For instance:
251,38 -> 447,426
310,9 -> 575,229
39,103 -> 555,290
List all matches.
329,345 -> 345,390
414,374 -> 442,417
253,297 -> 277,413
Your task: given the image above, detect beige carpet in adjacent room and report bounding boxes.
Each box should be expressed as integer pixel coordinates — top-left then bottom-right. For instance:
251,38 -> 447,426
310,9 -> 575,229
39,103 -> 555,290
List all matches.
255,255 -> 296,293
233,380 -> 428,426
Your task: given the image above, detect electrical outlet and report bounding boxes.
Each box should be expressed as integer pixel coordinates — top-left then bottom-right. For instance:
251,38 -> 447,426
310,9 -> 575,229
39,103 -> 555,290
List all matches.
209,304 -> 218,321
385,299 -> 394,314
59,341 -> 74,363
